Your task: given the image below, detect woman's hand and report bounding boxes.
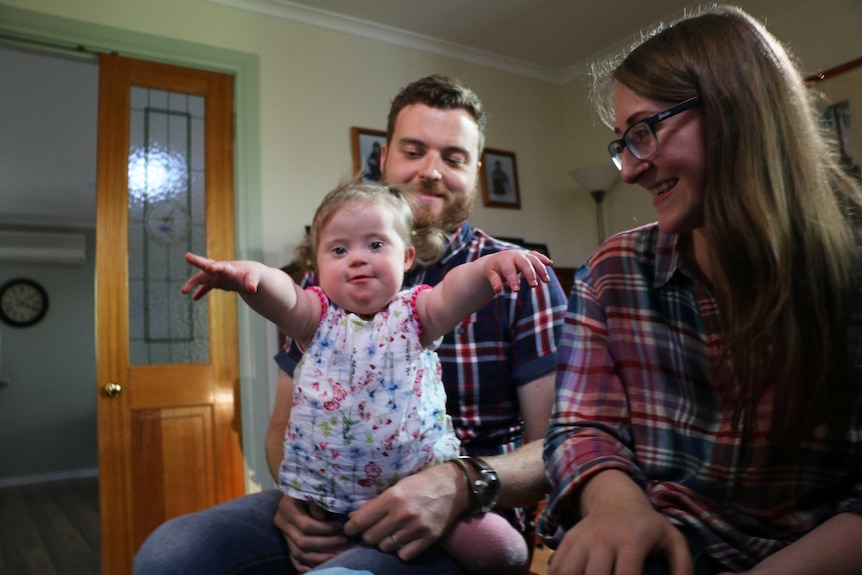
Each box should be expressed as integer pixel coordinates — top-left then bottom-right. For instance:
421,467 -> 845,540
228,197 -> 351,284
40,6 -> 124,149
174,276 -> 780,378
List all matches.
550,470 -> 693,575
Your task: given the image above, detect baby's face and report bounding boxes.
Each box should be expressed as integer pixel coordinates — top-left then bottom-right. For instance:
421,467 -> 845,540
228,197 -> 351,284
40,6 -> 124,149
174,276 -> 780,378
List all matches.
316,202 -> 414,318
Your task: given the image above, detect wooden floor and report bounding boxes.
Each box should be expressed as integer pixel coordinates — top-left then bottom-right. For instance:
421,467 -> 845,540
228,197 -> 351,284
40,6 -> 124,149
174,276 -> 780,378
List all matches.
0,475 -> 548,575
0,477 -> 101,575
530,541 -> 553,575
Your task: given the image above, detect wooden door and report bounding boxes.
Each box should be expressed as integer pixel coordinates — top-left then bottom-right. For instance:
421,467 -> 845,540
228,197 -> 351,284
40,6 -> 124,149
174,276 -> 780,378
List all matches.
95,54 -> 244,574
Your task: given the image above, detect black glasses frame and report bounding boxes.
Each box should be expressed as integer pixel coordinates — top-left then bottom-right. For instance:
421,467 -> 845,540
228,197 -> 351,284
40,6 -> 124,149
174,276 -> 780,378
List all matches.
608,96 -> 701,169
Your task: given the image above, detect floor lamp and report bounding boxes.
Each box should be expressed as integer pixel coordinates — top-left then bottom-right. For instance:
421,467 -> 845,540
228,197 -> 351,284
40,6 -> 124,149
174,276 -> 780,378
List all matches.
568,164 -> 619,245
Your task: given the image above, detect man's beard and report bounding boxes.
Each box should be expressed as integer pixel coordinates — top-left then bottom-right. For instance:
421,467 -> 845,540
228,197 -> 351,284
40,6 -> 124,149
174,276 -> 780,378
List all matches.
391,180 -> 477,233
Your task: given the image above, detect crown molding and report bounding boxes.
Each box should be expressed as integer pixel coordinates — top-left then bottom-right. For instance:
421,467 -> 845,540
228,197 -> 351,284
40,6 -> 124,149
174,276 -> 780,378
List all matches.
207,0 -> 573,84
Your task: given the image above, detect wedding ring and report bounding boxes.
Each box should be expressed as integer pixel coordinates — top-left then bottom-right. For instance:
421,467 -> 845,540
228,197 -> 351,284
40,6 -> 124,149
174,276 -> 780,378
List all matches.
390,534 -> 402,548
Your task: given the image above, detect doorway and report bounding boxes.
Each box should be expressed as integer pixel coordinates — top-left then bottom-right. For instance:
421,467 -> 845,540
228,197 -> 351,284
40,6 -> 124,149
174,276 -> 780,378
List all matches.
0,9 -> 268,571
0,41 -> 100,574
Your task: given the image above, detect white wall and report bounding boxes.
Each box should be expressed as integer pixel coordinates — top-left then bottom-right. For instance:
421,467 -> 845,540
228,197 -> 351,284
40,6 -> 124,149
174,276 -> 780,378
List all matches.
0,228 -> 97,483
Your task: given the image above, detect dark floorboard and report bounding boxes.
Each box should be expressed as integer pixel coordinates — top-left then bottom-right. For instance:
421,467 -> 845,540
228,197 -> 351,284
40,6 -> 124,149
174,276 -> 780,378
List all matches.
0,477 -> 100,575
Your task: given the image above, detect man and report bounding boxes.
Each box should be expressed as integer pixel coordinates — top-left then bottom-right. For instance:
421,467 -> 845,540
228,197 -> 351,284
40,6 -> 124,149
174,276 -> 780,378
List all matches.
134,75 -> 567,575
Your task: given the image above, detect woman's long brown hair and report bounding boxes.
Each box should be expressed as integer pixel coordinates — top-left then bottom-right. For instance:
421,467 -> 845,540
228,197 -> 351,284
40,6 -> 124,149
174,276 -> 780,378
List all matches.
593,6 -> 862,440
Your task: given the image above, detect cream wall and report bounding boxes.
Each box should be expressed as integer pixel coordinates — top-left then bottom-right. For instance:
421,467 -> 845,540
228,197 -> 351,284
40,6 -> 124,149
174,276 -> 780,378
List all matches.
1,0 -> 586,266
3,0 -> 860,489
4,1 -> 860,257
12,0 -> 857,283
0,0 -> 583,489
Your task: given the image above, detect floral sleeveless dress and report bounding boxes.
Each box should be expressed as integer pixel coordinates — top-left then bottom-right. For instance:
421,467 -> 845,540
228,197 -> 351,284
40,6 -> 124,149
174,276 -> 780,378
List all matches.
279,285 -> 460,513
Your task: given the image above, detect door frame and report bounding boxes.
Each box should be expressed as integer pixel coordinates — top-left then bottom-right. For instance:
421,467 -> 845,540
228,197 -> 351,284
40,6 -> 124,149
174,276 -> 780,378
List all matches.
0,4 -> 271,491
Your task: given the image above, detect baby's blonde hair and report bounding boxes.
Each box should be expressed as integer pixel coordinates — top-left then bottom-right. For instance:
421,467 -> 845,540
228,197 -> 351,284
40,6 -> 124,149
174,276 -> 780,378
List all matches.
295,182 -> 447,273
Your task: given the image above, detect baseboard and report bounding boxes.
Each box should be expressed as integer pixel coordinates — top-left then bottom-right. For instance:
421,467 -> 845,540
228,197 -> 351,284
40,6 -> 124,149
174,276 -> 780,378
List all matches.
0,467 -> 98,489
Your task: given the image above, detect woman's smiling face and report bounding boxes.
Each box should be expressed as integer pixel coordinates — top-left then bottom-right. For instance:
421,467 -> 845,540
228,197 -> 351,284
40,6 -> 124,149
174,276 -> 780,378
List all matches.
613,83 -> 707,235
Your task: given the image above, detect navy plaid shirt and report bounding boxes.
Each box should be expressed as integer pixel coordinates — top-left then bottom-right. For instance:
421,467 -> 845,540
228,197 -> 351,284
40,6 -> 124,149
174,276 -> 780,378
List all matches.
275,221 -> 567,456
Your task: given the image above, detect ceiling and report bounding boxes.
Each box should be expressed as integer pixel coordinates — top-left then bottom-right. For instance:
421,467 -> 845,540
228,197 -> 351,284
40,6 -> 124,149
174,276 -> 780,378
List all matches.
211,0 -> 700,80
0,0 -> 840,227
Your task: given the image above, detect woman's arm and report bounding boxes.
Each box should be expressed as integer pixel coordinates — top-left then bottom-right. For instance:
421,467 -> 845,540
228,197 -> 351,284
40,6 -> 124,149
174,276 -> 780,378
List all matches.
415,249 -> 551,345
726,512 -> 862,575
548,469 -> 692,575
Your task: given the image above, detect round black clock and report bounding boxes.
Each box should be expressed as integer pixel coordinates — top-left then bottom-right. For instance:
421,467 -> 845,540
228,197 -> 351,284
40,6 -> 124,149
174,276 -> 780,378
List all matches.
0,278 -> 49,327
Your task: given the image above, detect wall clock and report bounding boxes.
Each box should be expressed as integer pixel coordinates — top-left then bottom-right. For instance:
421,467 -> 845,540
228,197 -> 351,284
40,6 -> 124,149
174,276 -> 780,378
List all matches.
0,278 -> 49,327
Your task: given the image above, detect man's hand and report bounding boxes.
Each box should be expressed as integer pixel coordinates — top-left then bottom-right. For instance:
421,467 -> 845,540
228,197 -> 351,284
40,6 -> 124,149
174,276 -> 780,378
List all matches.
343,462 -> 468,561
274,495 -> 352,573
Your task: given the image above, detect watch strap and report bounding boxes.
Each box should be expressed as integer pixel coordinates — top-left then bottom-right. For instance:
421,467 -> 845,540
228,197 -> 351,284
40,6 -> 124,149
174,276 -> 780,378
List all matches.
448,458 -> 481,514
458,455 -> 501,513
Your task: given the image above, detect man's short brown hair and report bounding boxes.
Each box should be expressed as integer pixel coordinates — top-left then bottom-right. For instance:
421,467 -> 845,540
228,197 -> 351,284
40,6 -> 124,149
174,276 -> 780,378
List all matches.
387,74 -> 487,154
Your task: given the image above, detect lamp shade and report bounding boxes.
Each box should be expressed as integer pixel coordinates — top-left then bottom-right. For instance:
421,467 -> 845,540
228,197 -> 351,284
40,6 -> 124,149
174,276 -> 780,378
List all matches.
568,163 -> 618,245
568,163 -> 619,193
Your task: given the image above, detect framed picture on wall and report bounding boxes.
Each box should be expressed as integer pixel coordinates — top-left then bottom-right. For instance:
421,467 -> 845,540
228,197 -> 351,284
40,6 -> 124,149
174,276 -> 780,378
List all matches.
480,148 -> 520,209
807,57 -> 862,180
351,127 -> 387,183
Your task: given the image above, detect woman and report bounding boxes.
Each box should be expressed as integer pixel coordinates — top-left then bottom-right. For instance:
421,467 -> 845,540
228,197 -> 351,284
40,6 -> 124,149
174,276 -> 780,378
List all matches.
539,6 -> 862,575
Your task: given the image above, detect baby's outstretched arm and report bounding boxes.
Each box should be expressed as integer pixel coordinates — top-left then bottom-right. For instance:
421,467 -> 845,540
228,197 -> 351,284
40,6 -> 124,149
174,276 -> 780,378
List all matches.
481,249 -> 551,293
182,252 -> 319,345
182,252 -> 270,300
416,249 -> 552,344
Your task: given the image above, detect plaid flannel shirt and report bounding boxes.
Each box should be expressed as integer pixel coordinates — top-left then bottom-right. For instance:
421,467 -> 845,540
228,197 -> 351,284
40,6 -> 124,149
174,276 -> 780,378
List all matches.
539,222 -> 862,571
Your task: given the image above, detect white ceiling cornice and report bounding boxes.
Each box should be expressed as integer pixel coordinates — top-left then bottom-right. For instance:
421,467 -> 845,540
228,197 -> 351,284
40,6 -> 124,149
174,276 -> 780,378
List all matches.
206,0 -> 578,84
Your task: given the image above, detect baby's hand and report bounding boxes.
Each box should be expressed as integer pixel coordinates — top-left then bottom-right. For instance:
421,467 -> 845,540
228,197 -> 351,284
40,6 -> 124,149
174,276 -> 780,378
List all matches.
483,249 -> 552,293
181,252 -> 266,300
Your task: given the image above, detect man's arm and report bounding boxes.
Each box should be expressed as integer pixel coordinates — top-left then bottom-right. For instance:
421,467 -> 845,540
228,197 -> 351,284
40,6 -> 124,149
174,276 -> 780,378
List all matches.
483,373 -> 555,510
520,372 -> 554,443
342,372 -> 554,561
266,370 -> 294,482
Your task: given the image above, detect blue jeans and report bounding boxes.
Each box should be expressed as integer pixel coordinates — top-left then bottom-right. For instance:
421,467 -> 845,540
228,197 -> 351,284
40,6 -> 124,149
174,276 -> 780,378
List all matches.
133,490 -> 465,575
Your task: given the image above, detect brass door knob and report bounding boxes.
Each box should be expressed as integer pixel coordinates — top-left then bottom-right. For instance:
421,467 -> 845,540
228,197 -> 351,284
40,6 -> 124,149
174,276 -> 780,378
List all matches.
105,382 -> 122,397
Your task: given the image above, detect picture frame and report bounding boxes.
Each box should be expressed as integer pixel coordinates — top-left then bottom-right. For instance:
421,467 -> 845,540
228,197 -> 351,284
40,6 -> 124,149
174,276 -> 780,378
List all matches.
480,148 -> 521,209
497,237 -> 551,258
351,127 -> 387,183
807,58 -> 862,180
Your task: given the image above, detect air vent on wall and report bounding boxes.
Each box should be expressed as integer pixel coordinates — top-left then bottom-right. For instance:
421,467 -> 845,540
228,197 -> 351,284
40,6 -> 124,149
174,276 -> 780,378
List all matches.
0,230 -> 86,265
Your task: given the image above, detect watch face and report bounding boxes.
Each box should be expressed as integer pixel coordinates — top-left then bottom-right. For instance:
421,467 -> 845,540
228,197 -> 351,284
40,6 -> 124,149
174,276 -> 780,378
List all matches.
480,468 -> 501,510
0,278 -> 49,327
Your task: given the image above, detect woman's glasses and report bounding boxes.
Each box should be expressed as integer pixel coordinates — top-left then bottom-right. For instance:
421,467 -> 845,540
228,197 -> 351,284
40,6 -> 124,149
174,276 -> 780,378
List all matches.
608,96 -> 701,170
